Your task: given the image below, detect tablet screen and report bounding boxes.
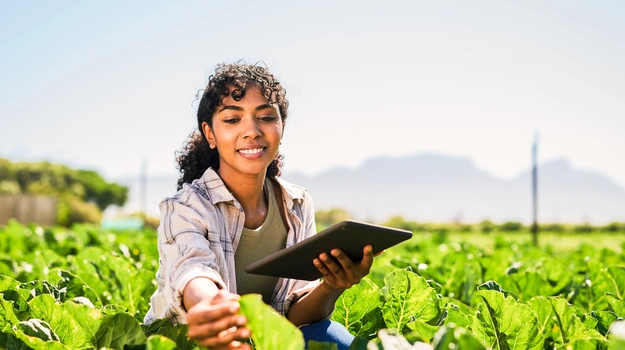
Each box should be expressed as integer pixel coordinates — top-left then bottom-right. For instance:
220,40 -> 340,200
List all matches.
244,220 -> 412,281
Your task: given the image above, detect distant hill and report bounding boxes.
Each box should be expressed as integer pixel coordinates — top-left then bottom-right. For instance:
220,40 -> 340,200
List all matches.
112,154 -> 625,225
283,154 -> 625,224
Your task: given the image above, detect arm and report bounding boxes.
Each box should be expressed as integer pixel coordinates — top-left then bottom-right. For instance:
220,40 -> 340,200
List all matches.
158,197 -> 249,349
184,278 -> 251,350
286,245 -> 375,326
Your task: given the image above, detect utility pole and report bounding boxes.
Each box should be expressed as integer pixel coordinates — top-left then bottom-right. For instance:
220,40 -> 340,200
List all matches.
140,156 -> 148,217
531,132 -> 539,246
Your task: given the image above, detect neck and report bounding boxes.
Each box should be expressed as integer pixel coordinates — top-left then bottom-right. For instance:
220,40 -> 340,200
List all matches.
217,168 -> 268,228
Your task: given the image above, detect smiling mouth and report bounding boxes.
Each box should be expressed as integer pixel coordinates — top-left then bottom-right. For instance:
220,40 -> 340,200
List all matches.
238,147 -> 265,155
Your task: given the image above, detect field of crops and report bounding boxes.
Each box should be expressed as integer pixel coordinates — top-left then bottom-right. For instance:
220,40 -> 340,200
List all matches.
0,220 -> 624,349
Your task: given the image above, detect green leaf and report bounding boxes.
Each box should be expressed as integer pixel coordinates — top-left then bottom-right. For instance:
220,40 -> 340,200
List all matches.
308,340 -> 339,349
526,296 -> 555,336
476,281 -> 518,301
381,270 -> 441,338
0,290 -> 29,322
605,266 -> 625,300
373,329 -> 431,349
28,294 -> 91,348
12,319 -> 70,350
0,293 -> 20,332
432,325 -> 486,350
0,331 -> 29,350
443,304 -> 473,329
146,335 -> 177,350
49,269 -> 102,307
0,276 -> 20,291
554,338 -> 608,350
609,338 -> 625,350
16,319 -> 59,341
588,311 -> 618,337
142,319 -> 197,350
571,263 -> 623,312
472,290 -> 544,350
347,336 -> 370,349
606,293 -> 625,317
63,299 -> 102,345
93,313 -> 147,349
549,297 -> 603,346
332,278 -> 384,339
537,258 -> 573,292
16,280 -> 61,302
238,294 -> 304,350
498,272 -> 557,301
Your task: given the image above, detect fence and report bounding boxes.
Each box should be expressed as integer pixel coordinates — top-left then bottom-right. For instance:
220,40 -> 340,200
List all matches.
0,195 -> 58,226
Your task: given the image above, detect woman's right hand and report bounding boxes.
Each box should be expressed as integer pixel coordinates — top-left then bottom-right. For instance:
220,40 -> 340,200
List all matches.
186,290 -> 251,349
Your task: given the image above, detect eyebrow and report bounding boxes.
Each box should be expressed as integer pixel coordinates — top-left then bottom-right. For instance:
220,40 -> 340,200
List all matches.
218,104 -> 276,113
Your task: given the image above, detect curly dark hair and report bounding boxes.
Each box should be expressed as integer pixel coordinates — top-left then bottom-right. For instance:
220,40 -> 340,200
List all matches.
176,62 -> 289,190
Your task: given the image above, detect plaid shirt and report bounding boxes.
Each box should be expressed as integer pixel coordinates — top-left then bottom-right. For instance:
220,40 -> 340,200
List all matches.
144,168 -> 319,325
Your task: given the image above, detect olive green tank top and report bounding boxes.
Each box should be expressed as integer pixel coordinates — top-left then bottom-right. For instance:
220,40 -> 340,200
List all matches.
234,179 -> 288,304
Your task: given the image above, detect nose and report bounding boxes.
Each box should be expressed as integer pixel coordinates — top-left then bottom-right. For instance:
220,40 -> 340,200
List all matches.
242,116 -> 262,139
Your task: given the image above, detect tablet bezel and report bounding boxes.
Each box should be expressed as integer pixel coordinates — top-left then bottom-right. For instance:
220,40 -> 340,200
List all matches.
244,220 -> 412,281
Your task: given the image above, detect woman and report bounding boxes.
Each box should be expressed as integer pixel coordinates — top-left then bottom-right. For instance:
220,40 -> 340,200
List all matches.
144,62 -> 374,349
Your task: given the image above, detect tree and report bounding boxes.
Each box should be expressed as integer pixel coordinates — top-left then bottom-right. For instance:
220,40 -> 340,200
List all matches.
0,158 -> 128,225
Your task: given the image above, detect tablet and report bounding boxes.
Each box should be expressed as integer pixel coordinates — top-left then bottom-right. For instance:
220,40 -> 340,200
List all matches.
244,220 -> 412,281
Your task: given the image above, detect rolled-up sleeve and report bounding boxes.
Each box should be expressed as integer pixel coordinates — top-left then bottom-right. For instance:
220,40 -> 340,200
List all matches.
153,196 -> 227,323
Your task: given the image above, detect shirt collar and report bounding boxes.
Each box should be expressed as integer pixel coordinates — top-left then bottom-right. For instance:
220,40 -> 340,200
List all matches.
198,168 -> 235,205
198,168 -> 306,208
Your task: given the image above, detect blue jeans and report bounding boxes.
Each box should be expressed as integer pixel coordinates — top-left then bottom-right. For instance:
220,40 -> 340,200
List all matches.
299,320 -> 355,350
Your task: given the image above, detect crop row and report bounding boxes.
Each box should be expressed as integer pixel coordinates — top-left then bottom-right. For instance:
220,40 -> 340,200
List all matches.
0,220 -> 624,349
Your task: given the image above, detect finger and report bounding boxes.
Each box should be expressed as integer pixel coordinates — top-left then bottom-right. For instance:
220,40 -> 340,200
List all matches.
188,313 -> 247,339
329,249 -> 361,277
187,300 -> 241,325
319,252 -> 344,276
359,245 -> 374,267
313,258 -> 334,279
354,245 -> 374,275
197,326 -> 251,349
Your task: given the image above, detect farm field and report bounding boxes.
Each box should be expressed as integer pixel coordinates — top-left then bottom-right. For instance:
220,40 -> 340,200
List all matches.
0,220 -> 624,349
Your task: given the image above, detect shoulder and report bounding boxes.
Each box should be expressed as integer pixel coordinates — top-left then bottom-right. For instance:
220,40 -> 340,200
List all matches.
159,168 -> 235,213
274,177 -> 311,203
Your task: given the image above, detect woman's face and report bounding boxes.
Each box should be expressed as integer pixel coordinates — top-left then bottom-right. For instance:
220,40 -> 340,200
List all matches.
202,84 -> 284,180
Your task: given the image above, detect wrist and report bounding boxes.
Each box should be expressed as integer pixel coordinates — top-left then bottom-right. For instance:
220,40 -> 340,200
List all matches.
320,280 -> 346,294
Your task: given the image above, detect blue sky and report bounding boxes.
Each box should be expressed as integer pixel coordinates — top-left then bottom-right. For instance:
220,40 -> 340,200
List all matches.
2,1 -> 625,190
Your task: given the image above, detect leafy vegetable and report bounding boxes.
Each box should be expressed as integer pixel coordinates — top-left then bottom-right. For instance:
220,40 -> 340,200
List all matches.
238,294 -> 304,350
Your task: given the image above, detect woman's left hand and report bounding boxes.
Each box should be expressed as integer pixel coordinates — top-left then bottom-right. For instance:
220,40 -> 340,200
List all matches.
313,245 -> 375,291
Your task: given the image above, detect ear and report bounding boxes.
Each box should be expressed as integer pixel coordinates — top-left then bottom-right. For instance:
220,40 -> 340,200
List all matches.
201,121 -> 216,149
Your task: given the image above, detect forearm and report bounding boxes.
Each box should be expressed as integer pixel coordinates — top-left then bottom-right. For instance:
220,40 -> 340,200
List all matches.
182,277 -> 221,311
286,282 -> 344,326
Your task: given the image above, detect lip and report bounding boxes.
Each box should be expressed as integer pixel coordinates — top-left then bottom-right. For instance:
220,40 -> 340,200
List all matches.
237,145 -> 267,160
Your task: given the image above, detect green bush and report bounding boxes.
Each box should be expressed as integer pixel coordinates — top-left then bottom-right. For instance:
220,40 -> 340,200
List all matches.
499,221 -> 523,232
315,208 -> 351,231
479,220 -> 496,234
573,223 -> 594,233
541,223 -> 566,232
0,158 -> 128,226
57,197 -> 102,226
603,222 -> 624,232
0,180 -> 20,194
382,215 -> 421,232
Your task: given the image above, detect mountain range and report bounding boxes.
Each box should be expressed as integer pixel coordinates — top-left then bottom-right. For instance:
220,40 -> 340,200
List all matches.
113,154 -> 625,225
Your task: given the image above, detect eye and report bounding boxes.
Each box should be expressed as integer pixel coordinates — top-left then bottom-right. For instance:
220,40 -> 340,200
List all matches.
258,115 -> 277,122
223,118 -> 240,124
